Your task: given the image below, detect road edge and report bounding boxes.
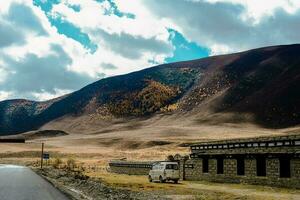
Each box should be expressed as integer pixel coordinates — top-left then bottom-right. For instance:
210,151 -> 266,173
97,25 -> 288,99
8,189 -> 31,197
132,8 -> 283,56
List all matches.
32,168 -> 89,200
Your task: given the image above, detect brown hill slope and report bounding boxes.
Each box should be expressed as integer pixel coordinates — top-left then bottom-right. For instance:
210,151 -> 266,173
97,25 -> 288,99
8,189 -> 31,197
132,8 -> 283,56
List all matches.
0,44 -> 300,135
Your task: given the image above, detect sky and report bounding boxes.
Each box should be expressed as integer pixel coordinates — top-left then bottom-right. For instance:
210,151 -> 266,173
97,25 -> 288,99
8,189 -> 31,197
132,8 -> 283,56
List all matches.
0,0 -> 300,101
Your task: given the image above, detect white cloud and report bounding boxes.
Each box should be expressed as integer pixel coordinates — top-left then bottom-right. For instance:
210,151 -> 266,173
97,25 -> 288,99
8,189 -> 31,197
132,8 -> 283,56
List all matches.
0,91 -> 12,101
204,0 -> 300,22
47,0 -> 174,75
0,1 -> 95,100
210,44 -> 232,55
142,0 -> 300,55
52,0 -> 170,40
32,88 -> 72,101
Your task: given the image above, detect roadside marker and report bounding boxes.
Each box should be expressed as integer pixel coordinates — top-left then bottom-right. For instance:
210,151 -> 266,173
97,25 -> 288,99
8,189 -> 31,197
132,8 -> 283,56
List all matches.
41,143 -> 44,169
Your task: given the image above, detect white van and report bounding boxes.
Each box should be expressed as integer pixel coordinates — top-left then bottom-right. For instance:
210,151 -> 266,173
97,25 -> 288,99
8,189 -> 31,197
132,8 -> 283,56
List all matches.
148,161 -> 180,183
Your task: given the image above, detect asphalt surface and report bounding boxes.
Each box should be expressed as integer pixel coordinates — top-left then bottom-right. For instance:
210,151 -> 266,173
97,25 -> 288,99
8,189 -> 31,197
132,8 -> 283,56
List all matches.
0,165 -> 69,200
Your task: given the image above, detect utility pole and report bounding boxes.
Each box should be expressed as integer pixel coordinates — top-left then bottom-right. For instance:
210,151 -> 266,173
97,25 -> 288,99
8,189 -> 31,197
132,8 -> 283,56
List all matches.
40,142 -> 44,169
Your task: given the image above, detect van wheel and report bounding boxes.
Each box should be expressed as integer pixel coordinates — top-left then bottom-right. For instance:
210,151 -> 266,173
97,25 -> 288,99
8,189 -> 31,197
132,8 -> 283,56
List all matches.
174,179 -> 178,184
159,176 -> 165,183
148,175 -> 152,182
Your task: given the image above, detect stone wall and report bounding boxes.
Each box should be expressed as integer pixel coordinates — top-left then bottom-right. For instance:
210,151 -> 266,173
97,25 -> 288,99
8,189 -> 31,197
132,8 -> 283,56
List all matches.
183,157 -> 300,188
292,159 -> 300,178
108,160 -> 154,175
245,158 -> 256,177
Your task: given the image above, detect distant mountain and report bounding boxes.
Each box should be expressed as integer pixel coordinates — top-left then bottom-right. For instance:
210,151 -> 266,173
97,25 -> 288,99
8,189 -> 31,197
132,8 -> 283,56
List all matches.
1,44 -> 300,135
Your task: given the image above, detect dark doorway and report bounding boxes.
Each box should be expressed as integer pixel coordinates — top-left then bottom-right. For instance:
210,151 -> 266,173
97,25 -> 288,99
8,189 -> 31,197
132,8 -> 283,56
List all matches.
237,157 -> 245,175
202,157 -> 209,173
217,157 -> 224,174
280,157 -> 291,178
256,156 -> 266,176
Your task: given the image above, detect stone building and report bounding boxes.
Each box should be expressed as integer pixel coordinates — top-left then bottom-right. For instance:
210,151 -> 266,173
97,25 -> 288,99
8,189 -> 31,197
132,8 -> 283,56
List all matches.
182,134 -> 300,188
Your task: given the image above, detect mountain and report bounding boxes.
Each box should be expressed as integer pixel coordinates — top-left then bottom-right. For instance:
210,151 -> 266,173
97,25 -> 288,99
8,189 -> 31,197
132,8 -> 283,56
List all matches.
1,44 -> 300,135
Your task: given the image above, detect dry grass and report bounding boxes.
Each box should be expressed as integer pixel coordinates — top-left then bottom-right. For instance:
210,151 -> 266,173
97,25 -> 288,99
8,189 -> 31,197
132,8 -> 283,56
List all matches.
84,170 -> 246,199
83,168 -> 300,200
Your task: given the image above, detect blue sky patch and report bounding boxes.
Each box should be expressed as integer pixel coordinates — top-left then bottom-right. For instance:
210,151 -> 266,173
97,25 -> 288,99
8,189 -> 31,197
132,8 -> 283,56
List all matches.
50,16 -> 97,53
166,29 -> 210,63
33,0 -> 97,53
100,0 -> 135,19
67,4 -> 81,12
33,0 -> 60,13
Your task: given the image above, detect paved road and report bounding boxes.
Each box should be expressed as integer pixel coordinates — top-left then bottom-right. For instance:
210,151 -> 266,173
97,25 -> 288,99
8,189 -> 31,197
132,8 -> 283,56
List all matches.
0,165 -> 69,200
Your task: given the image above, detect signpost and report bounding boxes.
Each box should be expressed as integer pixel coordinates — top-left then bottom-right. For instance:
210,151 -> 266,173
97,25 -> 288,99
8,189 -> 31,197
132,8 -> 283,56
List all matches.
40,143 -> 44,169
43,152 -> 50,167
43,153 -> 50,160
40,143 -> 50,169
41,143 -> 50,169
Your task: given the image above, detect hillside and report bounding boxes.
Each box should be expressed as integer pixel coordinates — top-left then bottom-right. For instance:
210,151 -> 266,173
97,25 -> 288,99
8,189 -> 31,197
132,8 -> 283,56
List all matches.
0,44 -> 300,135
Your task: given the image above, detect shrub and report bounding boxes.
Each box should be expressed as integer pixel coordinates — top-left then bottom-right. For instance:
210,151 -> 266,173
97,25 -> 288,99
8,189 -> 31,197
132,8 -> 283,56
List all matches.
75,162 -> 85,172
166,155 -> 175,161
66,158 -> 76,170
52,158 -> 62,169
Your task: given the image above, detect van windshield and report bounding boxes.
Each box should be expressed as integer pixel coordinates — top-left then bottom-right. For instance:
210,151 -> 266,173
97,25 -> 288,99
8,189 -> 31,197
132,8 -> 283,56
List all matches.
166,164 -> 178,170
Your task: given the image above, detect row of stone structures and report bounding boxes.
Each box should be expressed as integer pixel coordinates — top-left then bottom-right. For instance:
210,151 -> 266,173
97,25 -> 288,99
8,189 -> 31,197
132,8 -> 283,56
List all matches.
108,134 -> 300,188
183,134 -> 300,188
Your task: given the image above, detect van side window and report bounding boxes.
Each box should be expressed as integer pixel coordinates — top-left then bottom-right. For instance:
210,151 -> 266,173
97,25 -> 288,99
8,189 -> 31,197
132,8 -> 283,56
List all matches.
166,164 -> 178,170
152,165 -> 159,170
